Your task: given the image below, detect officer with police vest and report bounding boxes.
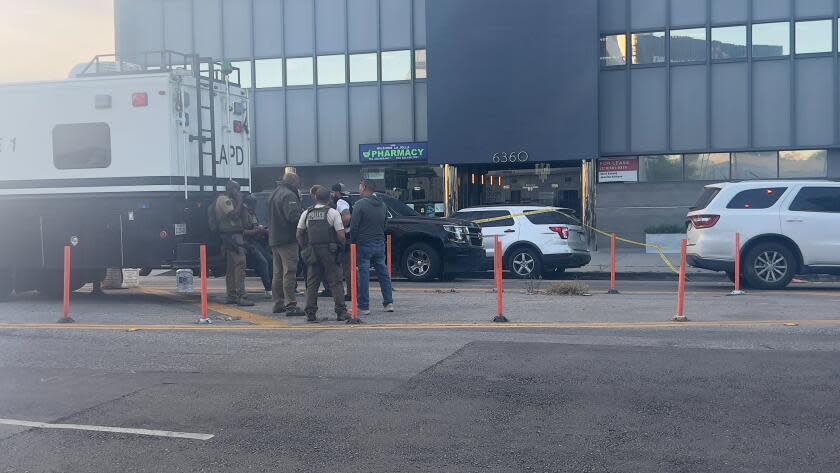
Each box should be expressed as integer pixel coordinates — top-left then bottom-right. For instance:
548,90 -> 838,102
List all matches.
296,186 -> 351,323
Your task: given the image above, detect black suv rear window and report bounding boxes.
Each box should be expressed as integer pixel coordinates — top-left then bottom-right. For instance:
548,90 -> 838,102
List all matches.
692,187 -> 721,211
525,210 -> 577,225
726,187 -> 787,209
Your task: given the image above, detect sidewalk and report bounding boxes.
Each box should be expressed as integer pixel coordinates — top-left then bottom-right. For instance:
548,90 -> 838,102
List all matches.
567,248 -> 712,276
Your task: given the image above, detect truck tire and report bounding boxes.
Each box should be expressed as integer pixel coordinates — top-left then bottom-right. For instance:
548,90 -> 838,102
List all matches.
402,242 -> 441,282
0,271 -> 12,302
507,247 -> 543,279
743,242 -> 796,290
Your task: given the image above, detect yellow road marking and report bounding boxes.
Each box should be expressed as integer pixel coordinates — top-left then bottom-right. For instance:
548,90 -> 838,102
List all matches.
0,319 -> 838,332
138,288 -> 286,327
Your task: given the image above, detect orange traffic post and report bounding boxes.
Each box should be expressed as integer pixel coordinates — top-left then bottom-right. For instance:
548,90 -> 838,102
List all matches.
57,246 -> 75,324
387,234 -> 393,278
729,232 -> 746,296
673,239 -> 689,322
493,236 -> 508,323
197,245 -> 211,324
608,233 -> 620,294
347,244 -> 362,324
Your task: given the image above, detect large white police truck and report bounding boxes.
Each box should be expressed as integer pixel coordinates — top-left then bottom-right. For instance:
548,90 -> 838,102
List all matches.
0,52 -> 251,299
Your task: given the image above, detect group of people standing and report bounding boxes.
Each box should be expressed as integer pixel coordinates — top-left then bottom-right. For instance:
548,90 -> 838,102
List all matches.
212,172 -> 394,323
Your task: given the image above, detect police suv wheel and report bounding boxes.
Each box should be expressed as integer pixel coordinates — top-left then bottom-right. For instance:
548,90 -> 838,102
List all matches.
507,248 -> 543,279
0,271 -> 12,302
402,242 -> 441,282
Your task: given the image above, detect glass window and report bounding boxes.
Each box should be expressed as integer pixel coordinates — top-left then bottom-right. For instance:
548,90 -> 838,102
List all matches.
53,123 -> 111,169
317,55 -> 346,85
254,58 -> 283,89
779,150 -> 828,178
795,20 -> 832,55
230,60 -> 253,89
468,210 -> 514,228
639,155 -> 683,182
752,22 -> 790,58
685,153 -> 731,181
692,187 -> 722,211
415,49 -> 427,79
285,57 -> 314,86
670,28 -> 707,63
732,152 -> 778,179
789,187 -> 840,213
381,50 -> 411,81
350,53 -> 378,82
524,210 -> 577,225
712,25 -> 747,60
600,34 -> 627,66
726,188 -> 787,209
632,31 -> 666,65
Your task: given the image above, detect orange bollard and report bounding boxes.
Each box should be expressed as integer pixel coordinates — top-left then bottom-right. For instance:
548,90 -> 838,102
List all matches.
58,246 -> 75,324
348,244 -> 361,324
673,239 -> 689,322
387,234 -> 393,278
493,236 -> 508,323
729,232 -> 745,296
608,233 -> 619,294
198,245 -> 211,324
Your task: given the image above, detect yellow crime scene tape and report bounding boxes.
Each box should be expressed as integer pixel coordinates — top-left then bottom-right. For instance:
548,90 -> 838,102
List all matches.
469,208 -> 681,275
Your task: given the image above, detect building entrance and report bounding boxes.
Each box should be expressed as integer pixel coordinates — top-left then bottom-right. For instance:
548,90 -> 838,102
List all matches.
457,163 -> 584,212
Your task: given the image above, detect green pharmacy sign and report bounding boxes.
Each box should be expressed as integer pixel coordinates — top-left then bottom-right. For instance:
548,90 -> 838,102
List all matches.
360,142 -> 429,163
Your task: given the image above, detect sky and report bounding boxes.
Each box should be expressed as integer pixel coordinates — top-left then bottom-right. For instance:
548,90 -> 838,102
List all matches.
0,0 -> 114,83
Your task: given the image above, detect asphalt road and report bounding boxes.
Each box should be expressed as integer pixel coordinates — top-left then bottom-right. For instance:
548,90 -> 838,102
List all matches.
2,278 -> 840,472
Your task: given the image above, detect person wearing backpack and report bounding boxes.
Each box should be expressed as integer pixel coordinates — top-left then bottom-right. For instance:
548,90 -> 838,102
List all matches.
211,180 -> 254,307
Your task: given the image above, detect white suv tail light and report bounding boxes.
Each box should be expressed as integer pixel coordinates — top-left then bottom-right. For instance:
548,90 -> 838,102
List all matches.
549,226 -> 570,239
689,215 -> 720,229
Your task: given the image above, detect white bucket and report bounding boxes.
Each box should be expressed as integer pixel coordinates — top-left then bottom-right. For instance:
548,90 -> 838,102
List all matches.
176,269 -> 194,293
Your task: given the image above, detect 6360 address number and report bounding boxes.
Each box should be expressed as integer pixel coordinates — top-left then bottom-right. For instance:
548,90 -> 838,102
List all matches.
491,151 -> 528,164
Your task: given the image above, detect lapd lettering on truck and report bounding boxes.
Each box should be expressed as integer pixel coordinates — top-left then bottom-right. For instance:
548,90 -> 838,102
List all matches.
217,145 -> 245,166
0,137 -> 17,153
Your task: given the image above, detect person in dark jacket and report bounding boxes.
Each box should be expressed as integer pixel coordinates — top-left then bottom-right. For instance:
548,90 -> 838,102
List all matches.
268,172 -> 304,316
349,180 -> 394,316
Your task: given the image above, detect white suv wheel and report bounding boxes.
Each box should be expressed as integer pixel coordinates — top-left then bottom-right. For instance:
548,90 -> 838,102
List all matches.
753,250 -> 788,283
508,248 -> 542,279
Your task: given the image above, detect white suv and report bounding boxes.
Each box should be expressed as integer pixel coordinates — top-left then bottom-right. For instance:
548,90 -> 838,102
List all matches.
453,206 -> 591,279
687,181 -> 840,289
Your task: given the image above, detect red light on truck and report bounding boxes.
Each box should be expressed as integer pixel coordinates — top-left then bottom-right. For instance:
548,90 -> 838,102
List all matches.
132,92 -> 148,107
233,120 -> 243,133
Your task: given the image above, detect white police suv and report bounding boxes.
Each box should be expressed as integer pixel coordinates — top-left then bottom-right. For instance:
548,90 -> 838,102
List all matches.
687,181 -> 840,289
453,206 -> 591,279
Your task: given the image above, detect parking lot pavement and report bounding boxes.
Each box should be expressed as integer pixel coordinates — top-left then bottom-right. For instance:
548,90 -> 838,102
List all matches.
0,276 -> 839,329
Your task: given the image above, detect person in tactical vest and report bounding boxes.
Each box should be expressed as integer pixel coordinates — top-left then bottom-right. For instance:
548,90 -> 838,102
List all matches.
318,183 -> 353,301
214,181 -> 254,307
296,186 -> 351,323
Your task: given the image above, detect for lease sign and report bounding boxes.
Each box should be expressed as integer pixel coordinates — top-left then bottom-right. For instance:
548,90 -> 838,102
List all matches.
598,158 -> 639,183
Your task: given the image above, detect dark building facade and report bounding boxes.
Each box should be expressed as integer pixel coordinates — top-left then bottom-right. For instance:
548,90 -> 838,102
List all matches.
116,0 -> 840,241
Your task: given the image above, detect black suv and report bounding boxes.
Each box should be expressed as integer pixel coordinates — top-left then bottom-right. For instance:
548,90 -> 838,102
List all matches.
253,192 -> 486,282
